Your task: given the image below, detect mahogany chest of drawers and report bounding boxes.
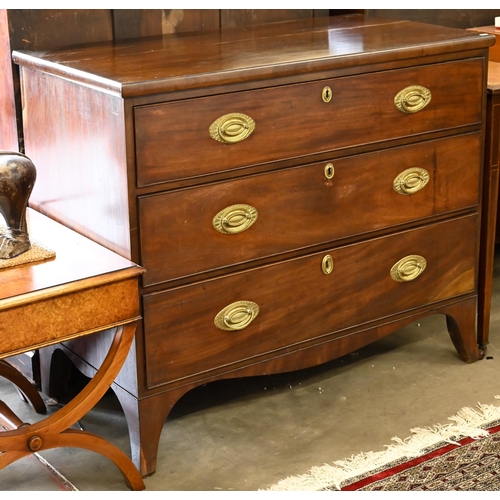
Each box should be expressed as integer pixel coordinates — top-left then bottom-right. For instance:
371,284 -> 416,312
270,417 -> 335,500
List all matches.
12,15 -> 495,477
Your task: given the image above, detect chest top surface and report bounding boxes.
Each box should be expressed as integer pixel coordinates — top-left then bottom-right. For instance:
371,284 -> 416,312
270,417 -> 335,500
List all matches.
12,14 -> 495,98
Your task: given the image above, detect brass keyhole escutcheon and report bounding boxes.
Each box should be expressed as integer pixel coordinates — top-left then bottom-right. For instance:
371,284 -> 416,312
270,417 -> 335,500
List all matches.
324,163 -> 335,180
322,254 -> 334,275
322,86 -> 332,103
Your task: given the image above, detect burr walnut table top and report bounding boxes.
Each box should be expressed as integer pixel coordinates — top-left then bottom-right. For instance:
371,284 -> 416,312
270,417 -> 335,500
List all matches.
0,208 -> 144,359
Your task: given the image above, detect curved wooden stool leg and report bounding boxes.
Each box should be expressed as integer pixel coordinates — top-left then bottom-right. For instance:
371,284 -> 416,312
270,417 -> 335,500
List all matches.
0,450 -> 30,469
0,323 -> 145,490
13,324 -> 137,437
43,429 -> 145,490
0,360 -> 46,414
0,400 -> 25,430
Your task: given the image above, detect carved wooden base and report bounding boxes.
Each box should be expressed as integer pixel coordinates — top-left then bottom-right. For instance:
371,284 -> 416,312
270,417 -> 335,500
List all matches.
0,324 -> 145,491
40,296 -> 482,478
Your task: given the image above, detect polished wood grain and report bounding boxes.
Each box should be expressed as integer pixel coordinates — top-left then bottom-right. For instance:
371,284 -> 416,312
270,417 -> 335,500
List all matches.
477,63 -> 500,347
115,293 -> 482,476
0,208 -> 145,490
220,9 -> 324,27
1,9 -> 115,152
366,9 -> 500,30
468,25 -> 500,62
134,59 -> 483,186
14,16 -> 494,478
488,62 -> 500,91
1,8 -> 332,152
460,26 -> 500,348
1,324 -> 144,491
112,9 -> 329,39
12,16 -> 493,98
144,215 -> 478,387
20,67 -> 131,258
4,8 -> 495,153
112,9 -> 220,39
6,9 -> 113,51
0,210 -> 137,308
139,134 -> 481,287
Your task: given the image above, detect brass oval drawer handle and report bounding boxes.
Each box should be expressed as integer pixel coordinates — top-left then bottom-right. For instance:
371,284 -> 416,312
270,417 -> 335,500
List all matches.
393,167 -> 430,195
209,112 -> 256,144
390,255 -> 427,282
394,85 -> 432,114
214,301 -> 260,331
213,204 -> 258,235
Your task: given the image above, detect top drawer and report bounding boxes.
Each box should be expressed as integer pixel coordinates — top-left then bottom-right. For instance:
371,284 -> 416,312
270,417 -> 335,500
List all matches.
135,59 -> 484,187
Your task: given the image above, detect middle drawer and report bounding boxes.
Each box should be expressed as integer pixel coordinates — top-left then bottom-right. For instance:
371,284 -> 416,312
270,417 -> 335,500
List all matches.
139,133 -> 480,287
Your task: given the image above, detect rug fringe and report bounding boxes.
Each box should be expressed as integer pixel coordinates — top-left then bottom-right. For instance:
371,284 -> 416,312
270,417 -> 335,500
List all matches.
267,396 -> 500,491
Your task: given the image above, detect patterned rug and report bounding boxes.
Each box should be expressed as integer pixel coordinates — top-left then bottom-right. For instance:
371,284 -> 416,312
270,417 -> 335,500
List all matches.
268,397 -> 500,491
341,423 -> 500,491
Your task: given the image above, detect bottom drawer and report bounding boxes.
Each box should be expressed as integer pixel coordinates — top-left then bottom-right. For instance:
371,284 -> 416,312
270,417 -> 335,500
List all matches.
143,215 -> 477,388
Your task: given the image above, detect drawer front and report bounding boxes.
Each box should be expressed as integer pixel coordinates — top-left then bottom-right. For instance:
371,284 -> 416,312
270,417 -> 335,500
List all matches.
135,59 -> 483,187
143,215 -> 477,388
139,134 -> 480,287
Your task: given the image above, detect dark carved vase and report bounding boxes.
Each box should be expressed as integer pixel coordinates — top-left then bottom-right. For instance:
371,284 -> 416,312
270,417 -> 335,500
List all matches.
0,151 -> 37,259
